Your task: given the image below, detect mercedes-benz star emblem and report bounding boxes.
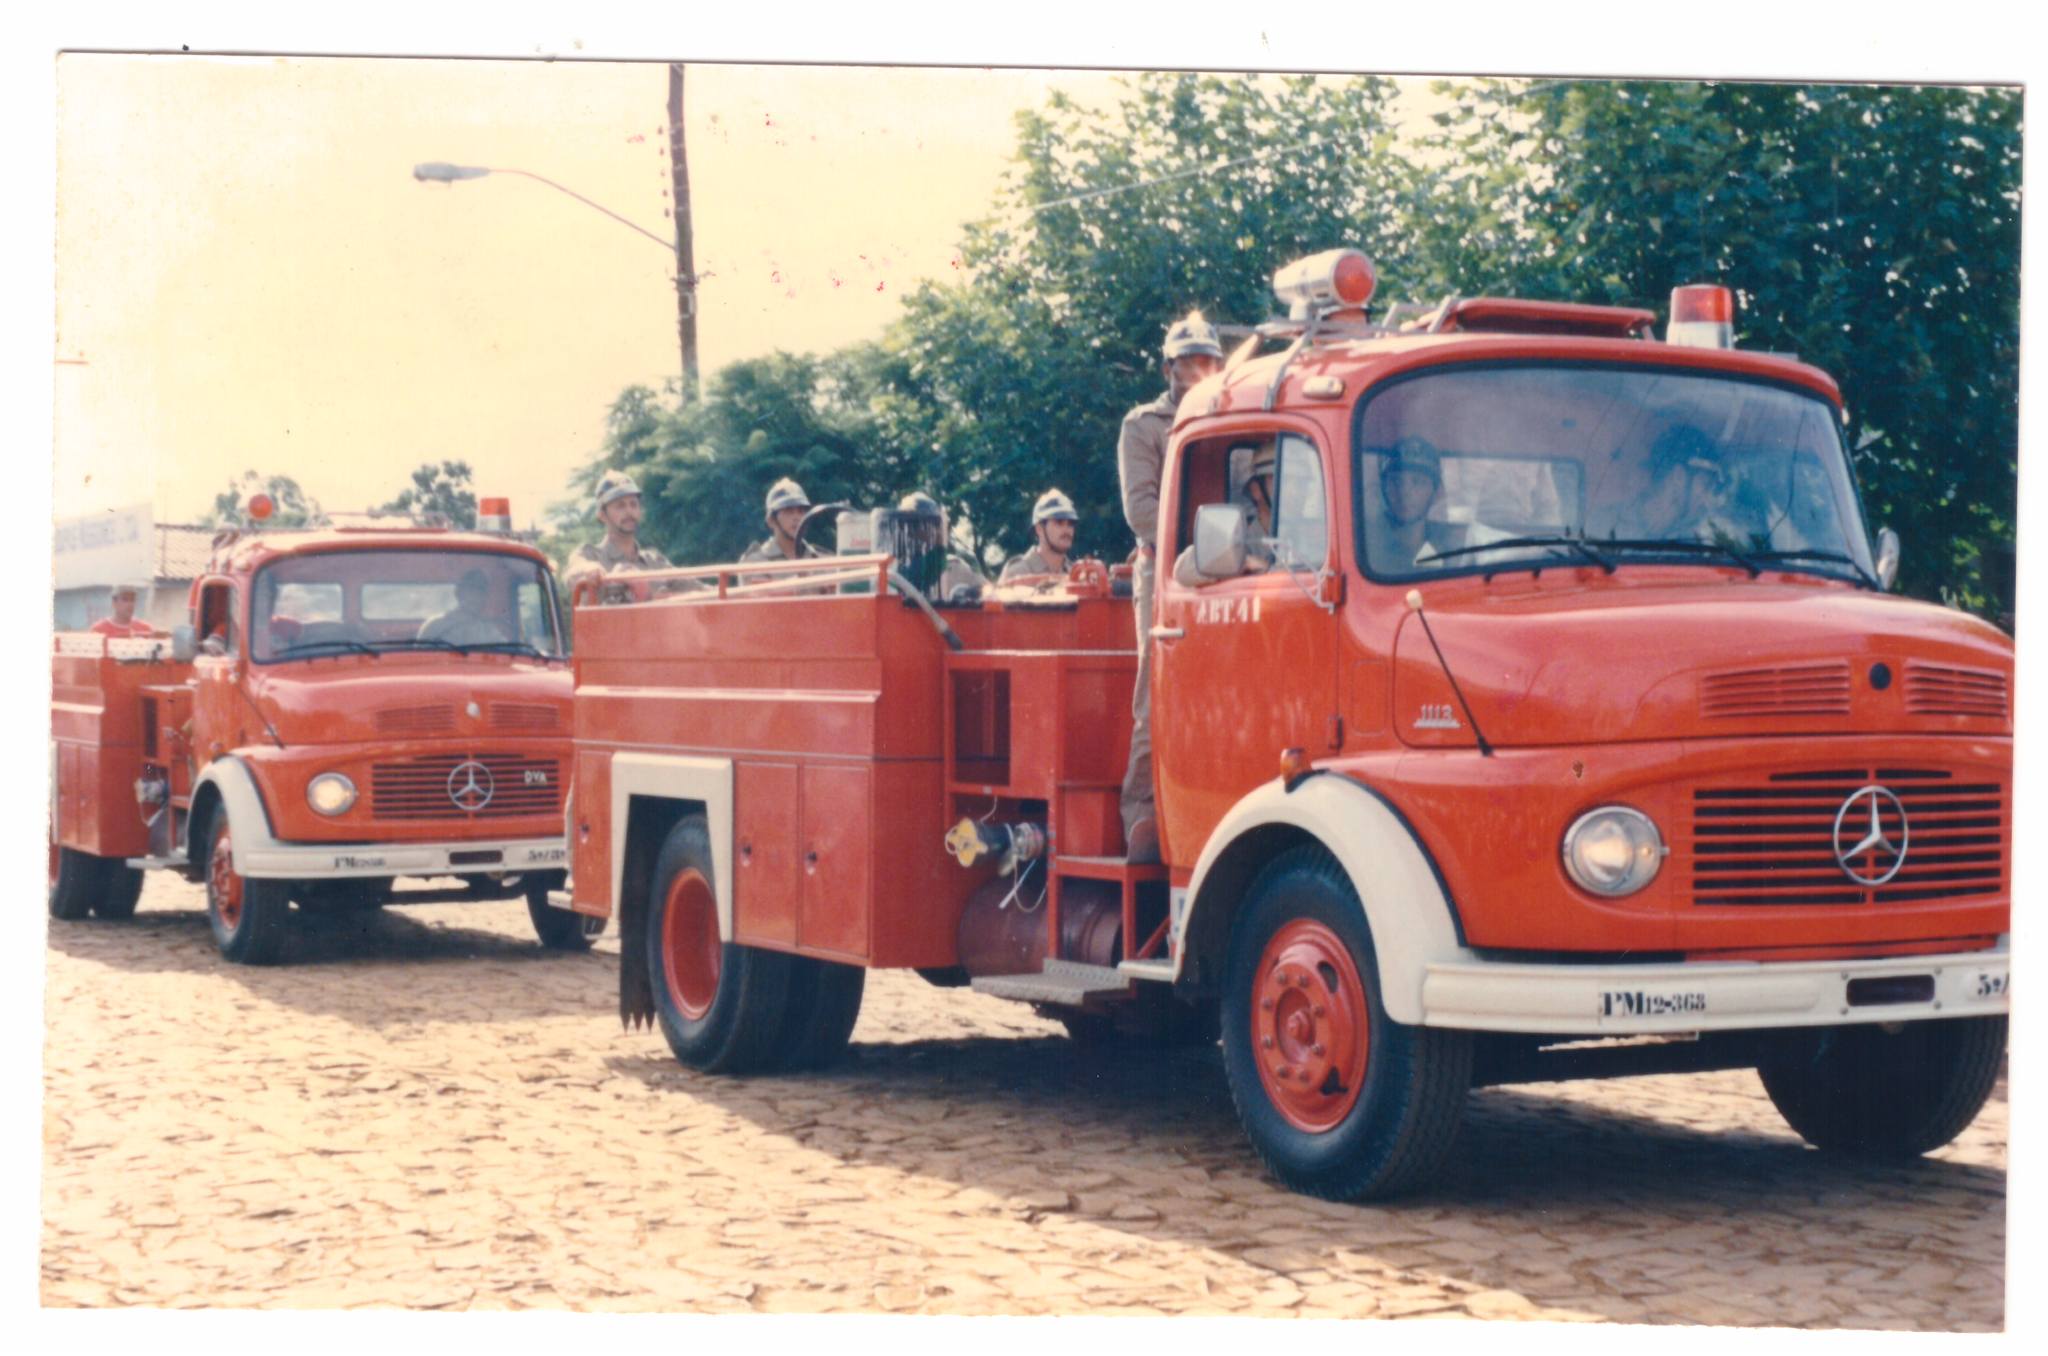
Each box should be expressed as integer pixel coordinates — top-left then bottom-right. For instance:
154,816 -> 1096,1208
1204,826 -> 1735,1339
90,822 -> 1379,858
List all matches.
1831,785 -> 1909,886
447,759 -> 495,813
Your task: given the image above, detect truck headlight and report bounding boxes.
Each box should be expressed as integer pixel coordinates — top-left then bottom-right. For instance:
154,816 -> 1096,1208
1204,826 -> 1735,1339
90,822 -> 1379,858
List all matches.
1562,806 -> 1665,897
307,772 -> 357,816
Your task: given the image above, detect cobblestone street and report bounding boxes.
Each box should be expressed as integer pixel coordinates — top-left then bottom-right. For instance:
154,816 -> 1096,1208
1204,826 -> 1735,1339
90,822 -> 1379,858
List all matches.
41,876 -> 2006,1325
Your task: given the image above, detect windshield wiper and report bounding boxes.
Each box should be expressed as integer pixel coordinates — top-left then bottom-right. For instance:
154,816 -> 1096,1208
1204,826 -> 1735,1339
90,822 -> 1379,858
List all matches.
1743,548 -> 1881,590
1418,535 -> 1616,576
273,638 -> 379,659
1597,538 -> 1764,578
457,640 -> 555,658
371,637 -> 463,653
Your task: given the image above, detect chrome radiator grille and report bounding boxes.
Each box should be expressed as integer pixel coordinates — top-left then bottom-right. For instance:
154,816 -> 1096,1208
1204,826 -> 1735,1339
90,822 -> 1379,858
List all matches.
1690,768 -> 2005,907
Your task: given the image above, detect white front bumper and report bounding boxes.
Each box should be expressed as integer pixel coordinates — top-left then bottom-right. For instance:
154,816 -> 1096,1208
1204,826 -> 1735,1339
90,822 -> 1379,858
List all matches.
1420,940 -> 2010,1035
235,836 -> 569,881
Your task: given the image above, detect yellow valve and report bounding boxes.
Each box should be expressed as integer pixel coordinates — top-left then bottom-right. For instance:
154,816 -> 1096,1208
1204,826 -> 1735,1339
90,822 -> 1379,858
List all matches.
944,817 -> 986,867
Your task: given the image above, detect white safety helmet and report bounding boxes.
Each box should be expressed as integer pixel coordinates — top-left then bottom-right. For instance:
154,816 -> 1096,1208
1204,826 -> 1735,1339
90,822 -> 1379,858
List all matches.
1162,310 -> 1223,360
1031,488 -> 1078,526
593,470 -> 643,518
764,476 -> 811,523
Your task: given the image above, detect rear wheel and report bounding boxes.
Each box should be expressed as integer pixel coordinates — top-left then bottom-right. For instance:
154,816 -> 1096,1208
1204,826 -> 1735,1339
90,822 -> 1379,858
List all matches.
1757,1016 -> 2007,1156
204,813 -> 291,965
1219,846 -> 1471,1201
768,957 -> 865,1071
646,815 -> 791,1073
48,844 -> 103,921
526,875 -> 603,951
91,864 -> 145,921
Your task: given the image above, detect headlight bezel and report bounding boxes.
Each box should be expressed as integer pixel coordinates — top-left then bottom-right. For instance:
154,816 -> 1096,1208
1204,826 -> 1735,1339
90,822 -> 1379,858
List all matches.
1561,804 -> 1666,897
306,771 -> 358,817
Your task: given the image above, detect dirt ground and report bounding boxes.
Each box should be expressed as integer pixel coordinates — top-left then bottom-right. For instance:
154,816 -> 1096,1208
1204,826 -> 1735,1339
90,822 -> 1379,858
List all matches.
40,874 -> 2006,1325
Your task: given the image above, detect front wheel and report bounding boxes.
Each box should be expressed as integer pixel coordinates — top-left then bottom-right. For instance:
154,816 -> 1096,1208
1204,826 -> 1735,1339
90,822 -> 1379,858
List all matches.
204,813 -> 291,965
527,876 -> 604,951
1219,845 -> 1471,1201
646,815 -> 791,1073
1757,1016 -> 2007,1157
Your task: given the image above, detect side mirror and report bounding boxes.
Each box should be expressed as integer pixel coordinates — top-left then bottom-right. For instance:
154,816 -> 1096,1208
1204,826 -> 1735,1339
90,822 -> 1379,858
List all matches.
170,624 -> 197,662
1873,527 -> 1900,591
1192,503 -> 1251,579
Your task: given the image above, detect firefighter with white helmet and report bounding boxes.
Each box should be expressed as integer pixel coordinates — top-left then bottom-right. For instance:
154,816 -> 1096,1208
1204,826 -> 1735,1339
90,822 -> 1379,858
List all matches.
740,476 -> 829,567
998,487 -> 1081,583
1118,308 -> 1225,863
563,469 -> 675,603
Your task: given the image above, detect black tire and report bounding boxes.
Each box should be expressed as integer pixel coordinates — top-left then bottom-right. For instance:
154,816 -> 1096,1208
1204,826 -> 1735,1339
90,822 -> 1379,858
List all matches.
203,811 -> 291,965
526,876 -> 603,951
645,815 -> 792,1073
767,956 -> 866,1071
49,845 -> 105,922
1757,1016 -> 2008,1157
91,863 -> 145,921
1219,845 -> 1472,1201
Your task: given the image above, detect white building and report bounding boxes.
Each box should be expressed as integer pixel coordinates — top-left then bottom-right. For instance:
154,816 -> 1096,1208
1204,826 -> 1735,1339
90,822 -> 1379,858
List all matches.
53,504 -> 214,632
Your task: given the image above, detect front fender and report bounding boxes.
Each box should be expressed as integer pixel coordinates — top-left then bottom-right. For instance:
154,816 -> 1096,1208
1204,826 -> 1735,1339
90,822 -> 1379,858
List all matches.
190,756 -> 278,873
1179,772 -> 1473,1024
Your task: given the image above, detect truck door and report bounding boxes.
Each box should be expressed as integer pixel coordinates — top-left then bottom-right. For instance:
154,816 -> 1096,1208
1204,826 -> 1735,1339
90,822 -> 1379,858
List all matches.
1152,429 -> 1340,862
191,579 -> 242,766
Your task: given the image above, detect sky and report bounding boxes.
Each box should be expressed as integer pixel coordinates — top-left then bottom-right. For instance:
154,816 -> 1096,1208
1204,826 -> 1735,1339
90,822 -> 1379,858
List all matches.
53,58 -> 1161,530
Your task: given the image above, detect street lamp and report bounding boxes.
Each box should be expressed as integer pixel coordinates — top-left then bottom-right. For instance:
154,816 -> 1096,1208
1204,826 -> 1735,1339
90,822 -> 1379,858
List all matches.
413,161 -> 697,389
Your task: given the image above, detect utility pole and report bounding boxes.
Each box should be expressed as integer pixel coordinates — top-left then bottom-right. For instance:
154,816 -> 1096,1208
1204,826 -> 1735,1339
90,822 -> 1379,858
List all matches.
667,62 -> 700,400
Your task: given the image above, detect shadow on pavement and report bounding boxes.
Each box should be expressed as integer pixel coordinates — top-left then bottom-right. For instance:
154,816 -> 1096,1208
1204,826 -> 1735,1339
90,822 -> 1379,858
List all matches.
607,1027 -> 2005,1324
44,903 -> 616,1028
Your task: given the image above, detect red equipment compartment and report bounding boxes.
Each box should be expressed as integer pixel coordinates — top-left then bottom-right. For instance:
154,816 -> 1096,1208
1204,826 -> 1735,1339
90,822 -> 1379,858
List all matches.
571,577 -> 1140,971
51,642 -> 187,860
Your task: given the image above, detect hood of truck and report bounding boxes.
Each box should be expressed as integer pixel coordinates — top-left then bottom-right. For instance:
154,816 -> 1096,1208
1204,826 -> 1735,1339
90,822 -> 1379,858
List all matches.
245,657 -> 574,746
1392,580 -> 2013,749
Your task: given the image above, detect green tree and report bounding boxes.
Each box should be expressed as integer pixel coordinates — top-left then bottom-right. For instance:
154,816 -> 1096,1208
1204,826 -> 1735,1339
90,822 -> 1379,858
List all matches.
381,459 -> 478,528
1421,78 -> 2021,613
882,71 -> 1413,564
208,470 -> 325,528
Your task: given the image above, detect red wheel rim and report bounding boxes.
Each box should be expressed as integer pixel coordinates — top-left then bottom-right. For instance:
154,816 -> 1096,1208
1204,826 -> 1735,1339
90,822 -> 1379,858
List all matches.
660,868 -> 721,1021
209,830 -> 244,932
1251,919 -> 1370,1133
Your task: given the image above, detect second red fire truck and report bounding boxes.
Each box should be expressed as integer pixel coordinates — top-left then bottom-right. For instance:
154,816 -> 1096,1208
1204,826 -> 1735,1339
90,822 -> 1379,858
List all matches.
50,504 -> 586,963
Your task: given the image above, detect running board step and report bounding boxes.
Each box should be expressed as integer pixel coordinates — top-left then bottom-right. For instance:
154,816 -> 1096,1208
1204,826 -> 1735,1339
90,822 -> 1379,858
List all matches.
970,959 -> 1131,1005
126,855 -> 187,870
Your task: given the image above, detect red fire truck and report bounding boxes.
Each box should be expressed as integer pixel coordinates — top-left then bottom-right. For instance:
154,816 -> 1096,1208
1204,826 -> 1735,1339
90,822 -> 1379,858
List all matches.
49,504 -> 588,964
566,252 -> 2011,1199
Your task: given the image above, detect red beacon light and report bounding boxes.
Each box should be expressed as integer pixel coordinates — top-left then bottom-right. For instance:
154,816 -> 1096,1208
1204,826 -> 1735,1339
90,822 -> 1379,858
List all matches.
1667,284 -> 1735,349
1272,248 -> 1377,319
477,497 -> 512,533
247,493 -> 275,522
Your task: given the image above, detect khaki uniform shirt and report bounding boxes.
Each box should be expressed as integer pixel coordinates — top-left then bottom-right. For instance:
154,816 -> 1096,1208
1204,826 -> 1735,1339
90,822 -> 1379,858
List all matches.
1117,391 -> 1178,554
738,537 -> 828,565
997,546 -> 1068,583
563,536 -> 675,601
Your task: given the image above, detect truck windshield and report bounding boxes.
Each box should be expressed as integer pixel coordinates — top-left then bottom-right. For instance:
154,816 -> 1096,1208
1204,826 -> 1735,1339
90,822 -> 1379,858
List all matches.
1354,365 -> 1875,583
249,549 -> 565,663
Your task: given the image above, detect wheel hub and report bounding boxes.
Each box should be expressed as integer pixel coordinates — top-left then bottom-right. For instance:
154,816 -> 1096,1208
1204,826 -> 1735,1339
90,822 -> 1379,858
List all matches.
1251,920 -> 1369,1132
660,868 -> 721,1021
209,832 -> 243,931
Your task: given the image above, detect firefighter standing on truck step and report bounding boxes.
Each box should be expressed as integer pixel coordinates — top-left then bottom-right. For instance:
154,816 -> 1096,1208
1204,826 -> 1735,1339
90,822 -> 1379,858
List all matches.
1119,310 -> 1223,863
998,488 -> 1080,583
563,471 -> 675,603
